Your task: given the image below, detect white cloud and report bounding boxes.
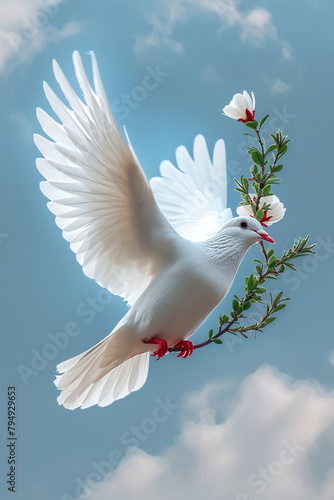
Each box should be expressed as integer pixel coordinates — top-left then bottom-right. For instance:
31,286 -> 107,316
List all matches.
271,78 -> 289,95
133,0 -> 290,60
240,8 -> 276,45
0,0 -> 80,76
83,366 -> 334,500
280,40 -> 293,61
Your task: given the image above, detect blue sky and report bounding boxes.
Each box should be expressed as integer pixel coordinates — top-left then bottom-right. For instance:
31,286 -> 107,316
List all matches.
1,0 -> 334,499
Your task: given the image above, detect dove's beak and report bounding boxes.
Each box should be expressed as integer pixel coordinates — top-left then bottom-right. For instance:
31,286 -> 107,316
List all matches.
256,229 -> 275,244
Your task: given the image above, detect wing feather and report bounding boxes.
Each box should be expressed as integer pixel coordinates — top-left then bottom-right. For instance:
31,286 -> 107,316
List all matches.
151,134 -> 233,241
35,51 -> 177,305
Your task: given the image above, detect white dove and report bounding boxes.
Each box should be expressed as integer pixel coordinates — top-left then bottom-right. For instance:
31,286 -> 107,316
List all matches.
34,51 -> 274,410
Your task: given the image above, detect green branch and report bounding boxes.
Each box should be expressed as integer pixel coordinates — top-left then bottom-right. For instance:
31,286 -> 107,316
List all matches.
169,114 -> 316,354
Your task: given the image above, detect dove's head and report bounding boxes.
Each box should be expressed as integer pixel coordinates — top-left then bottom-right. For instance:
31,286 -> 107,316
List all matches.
219,216 -> 274,248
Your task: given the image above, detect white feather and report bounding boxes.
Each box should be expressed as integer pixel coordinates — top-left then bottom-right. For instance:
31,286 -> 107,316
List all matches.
35,50 -> 176,307
150,134 -> 233,241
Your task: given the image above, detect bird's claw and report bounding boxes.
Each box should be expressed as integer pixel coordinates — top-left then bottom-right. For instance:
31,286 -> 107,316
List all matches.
152,343 -> 168,360
175,340 -> 194,358
142,337 -> 169,360
142,337 -> 194,360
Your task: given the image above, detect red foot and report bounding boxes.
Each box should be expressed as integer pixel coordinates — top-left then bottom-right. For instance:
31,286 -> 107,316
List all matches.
142,337 -> 168,360
175,340 -> 194,359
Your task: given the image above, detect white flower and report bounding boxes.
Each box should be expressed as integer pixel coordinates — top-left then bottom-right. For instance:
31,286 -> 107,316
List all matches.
222,90 -> 256,123
236,194 -> 286,227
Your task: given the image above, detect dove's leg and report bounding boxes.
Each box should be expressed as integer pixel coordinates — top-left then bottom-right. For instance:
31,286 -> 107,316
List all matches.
174,340 -> 194,359
142,337 -> 168,360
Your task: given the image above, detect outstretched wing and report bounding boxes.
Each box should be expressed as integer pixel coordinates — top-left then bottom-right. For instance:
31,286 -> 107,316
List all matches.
150,135 -> 233,242
34,51 -> 177,306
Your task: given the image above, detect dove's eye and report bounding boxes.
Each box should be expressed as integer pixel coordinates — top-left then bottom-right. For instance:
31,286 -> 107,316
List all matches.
239,220 -> 248,229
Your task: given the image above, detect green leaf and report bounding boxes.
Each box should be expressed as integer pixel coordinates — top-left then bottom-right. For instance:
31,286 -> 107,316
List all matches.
266,179 -> 281,185
274,164 -> 283,172
243,301 -> 252,311
234,178 -> 244,189
245,121 -> 258,130
269,256 -> 278,267
232,299 -> 239,311
267,249 -> 274,259
277,144 -> 288,158
271,134 -> 279,147
273,291 -> 283,305
279,144 -> 288,154
251,150 -> 264,166
242,177 -> 249,190
285,263 -> 297,271
240,332 -> 249,339
247,274 -> 254,292
255,265 -> 262,275
253,258 -> 263,265
263,185 -> 272,196
213,338 -> 223,344
208,329 -> 213,339
256,209 -> 264,222
259,114 -> 269,130
220,314 -> 229,325
265,317 -> 276,325
266,144 -> 277,154
275,304 -> 286,312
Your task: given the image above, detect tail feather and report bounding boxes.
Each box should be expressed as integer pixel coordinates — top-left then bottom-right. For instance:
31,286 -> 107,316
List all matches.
80,375 -> 110,409
99,353 -> 150,407
56,334 -> 108,372
56,340 -> 107,391
128,352 -> 149,391
100,362 -> 131,406
54,326 -> 150,409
